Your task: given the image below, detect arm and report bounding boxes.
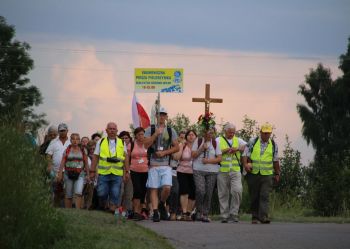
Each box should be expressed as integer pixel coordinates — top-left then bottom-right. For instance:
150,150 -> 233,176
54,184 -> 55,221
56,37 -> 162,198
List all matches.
172,143 -> 184,161
57,154 -> 66,182
123,151 -> 130,182
192,142 -> 207,159
202,154 -> 222,164
273,161 -> 281,183
89,154 -> 99,180
143,127 -> 163,148
155,139 -> 180,158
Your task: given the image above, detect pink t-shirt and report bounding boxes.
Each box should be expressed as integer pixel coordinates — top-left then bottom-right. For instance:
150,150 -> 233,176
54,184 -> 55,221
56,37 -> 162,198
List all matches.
130,142 -> 148,173
177,144 -> 193,174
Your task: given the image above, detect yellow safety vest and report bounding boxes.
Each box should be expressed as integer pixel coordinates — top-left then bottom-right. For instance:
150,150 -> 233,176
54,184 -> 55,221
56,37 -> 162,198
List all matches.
219,136 -> 241,173
250,138 -> 273,175
98,137 -> 125,176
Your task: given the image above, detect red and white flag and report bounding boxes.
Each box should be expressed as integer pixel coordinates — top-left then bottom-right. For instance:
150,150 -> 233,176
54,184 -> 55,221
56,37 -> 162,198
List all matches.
132,92 -> 150,129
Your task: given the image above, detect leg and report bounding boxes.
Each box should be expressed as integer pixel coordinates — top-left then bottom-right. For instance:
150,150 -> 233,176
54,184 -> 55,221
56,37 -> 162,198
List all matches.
246,173 -> 260,221
193,170 -> 206,216
217,172 -> 230,219
109,175 -> 123,212
229,171 -> 242,217
202,173 -> 217,216
74,175 -> 85,209
64,174 -> 74,208
259,175 -> 273,222
97,174 -> 109,210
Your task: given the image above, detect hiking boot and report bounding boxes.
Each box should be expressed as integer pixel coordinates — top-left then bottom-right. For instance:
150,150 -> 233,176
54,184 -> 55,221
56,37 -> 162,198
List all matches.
153,210 -> 160,222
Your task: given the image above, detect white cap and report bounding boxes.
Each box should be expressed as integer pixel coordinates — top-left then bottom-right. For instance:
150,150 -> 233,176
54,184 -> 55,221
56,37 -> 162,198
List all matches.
159,107 -> 167,114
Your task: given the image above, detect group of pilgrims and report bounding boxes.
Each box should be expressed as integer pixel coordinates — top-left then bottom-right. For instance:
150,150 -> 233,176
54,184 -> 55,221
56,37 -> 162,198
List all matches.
42,105 -> 280,224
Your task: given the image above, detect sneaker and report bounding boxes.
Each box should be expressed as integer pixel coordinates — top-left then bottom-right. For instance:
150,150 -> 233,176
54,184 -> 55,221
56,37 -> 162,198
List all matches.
133,212 -> 145,221
141,210 -> 149,220
229,215 -> 239,223
194,212 -> 201,221
153,210 -> 160,222
252,218 -> 258,224
202,215 -> 211,223
259,218 -> 271,224
158,203 -> 169,220
221,218 -> 228,223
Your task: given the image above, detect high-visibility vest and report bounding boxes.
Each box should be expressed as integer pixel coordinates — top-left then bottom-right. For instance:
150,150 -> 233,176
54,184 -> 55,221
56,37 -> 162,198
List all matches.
250,138 -> 273,175
219,136 -> 241,173
98,137 -> 125,176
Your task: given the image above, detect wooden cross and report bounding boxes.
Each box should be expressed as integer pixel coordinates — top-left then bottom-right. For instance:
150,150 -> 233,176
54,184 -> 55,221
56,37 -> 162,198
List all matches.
192,84 -> 223,114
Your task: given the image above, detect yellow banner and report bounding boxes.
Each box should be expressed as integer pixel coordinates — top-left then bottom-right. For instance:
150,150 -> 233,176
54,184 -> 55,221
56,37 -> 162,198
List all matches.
134,68 -> 183,93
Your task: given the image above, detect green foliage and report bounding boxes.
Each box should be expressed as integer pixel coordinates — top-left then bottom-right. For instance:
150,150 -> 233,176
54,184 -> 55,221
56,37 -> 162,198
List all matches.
0,123 -> 65,249
52,209 -> 174,249
275,135 -> 307,202
297,37 -> 350,216
236,115 -> 260,142
167,113 -> 199,134
0,16 -> 47,136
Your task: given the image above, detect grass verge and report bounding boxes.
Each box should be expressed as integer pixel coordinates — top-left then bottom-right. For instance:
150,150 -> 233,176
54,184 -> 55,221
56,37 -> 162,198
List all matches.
52,209 -> 174,249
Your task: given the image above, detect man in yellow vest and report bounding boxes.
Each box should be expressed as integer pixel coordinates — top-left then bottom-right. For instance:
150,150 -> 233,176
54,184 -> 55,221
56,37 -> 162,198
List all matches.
90,122 -> 130,212
216,123 -> 246,223
242,123 -> 281,224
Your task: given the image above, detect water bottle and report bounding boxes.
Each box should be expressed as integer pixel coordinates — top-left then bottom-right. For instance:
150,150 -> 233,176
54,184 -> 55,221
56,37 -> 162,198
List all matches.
114,208 -> 120,224
121,209 -> 126,223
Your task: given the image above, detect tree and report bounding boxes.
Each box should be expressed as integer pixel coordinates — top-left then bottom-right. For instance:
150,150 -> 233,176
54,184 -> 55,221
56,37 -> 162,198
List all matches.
167,113 -> 199,134
297,37 -> 350,215
0,16 -> 46,135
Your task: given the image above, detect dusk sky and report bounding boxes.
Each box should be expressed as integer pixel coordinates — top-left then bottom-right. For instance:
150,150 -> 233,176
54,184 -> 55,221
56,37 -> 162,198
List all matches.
2,0 -> 350,164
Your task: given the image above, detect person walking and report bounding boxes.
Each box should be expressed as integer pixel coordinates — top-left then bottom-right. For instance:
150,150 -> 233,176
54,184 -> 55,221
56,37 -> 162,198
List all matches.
216,123 -> 246,223
192,112 -> 222,222
144,107 -> 179,222
90,122 -> 130,213
242,123 -> 281,224
57,133 -> 89,208
46,123 -> 70,207
129,127 -> 152,220
173,129 -> 197,221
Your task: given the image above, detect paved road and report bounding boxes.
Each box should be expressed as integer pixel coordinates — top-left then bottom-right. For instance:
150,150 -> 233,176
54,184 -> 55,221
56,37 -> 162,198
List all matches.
140,220 -> 350,249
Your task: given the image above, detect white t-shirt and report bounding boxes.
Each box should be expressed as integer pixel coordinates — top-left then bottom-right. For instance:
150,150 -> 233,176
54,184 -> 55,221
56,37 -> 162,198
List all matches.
94,138 -> 127,156
45,137 -> 71,173
192,138 -> 222,173
215,136 -> 247,151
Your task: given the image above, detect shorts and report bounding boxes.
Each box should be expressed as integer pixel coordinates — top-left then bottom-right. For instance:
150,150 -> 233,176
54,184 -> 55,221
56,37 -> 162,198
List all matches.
146,166 -> 172,189
177,172 -> 196,200
64,172 -> 85,198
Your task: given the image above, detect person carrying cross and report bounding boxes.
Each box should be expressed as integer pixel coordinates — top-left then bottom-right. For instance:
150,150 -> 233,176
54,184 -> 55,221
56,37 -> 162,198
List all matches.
216,122 -> 247,223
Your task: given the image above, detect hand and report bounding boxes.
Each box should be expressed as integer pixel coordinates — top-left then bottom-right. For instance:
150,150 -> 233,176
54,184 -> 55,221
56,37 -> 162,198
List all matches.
156,126 -> 164,136
202,158 -> 209,164
244,163 -> 252,173
155,151 -> 166,158
274,174 -> 280,184
89,171 -> 96,181
229,148 -> 238,154
123,172 -> 130,182
56,172 -> 63,182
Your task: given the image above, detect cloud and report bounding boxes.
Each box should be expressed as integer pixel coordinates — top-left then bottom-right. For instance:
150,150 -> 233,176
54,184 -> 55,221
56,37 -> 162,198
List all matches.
28,39 -> 341,163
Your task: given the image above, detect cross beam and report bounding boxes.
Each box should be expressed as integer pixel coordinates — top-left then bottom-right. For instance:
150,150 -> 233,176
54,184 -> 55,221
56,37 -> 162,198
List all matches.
192,84 -> 223,114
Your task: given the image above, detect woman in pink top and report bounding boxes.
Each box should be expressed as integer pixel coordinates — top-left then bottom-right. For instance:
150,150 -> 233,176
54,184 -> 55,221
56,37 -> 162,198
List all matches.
173,130 -> 197,221
129,127 -> 151,220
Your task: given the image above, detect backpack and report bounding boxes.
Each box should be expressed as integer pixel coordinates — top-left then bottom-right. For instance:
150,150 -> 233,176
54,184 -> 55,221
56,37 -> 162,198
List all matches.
64,145 -> 86,180
147,125 -> 173,165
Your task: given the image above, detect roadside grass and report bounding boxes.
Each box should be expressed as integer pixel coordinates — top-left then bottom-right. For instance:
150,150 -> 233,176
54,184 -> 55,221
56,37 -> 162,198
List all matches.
52,209 -> 174,249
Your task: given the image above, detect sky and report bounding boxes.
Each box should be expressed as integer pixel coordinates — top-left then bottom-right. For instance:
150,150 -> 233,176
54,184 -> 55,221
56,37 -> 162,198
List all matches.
2,0 -> 350,164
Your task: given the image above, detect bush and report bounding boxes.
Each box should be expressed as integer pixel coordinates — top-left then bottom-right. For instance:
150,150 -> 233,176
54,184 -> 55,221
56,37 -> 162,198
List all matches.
0,125 -> 65,249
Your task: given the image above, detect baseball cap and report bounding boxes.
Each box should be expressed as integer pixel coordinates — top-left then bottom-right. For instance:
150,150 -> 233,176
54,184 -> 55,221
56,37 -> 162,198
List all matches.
159,107 -> 167,114
261,123 -> 273,133
58,123 -> 68,131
